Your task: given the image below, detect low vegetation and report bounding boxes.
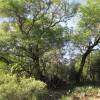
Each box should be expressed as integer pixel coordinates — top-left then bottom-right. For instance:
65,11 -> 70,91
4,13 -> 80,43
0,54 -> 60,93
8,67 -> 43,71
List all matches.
0,70 -> 46,100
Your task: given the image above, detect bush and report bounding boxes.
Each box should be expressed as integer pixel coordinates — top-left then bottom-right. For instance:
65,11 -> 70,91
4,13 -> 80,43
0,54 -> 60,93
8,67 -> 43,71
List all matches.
60,86 -> 100,100
0,72 -> 46,100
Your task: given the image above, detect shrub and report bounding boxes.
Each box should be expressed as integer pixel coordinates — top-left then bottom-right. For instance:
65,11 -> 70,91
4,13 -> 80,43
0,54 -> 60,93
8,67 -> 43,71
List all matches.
60,86 -> 100,100
0,72 -> 46,100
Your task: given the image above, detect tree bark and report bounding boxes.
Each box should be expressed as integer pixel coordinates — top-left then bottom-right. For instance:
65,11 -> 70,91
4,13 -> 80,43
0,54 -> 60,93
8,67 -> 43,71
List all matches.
76,36 -> 100,83
76,48 -> 91,83
31,44 -> 42,79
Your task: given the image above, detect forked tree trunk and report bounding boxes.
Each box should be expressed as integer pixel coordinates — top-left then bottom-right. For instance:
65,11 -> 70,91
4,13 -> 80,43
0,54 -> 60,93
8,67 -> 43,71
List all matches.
76,36 -> 100,83
76,49 -> 91,83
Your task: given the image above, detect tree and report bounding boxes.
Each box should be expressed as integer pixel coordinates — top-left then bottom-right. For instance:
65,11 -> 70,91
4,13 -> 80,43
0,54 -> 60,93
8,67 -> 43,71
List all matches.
74,0 -> 100,83
0,0 -> 77,79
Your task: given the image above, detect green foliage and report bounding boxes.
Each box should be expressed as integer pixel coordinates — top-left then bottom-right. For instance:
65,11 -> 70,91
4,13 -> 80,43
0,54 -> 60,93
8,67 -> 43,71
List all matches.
0,71 -> 46,100
71,31 -> 91,45
0,61 -> 10,73
61,96 -> 72,100
0,0 -> 66,78
79,0 -> 100,30
72,0 -> 100,46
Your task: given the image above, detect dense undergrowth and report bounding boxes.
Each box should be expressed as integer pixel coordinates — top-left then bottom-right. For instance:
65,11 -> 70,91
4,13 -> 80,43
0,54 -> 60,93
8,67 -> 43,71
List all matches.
0,70 -> 46,100
0,69 -> 100,100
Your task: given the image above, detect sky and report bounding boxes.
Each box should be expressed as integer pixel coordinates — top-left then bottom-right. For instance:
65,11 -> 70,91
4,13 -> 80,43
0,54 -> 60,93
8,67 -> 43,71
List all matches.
69,0 -> 86,4
0,17 -> 9,22
63,0 -> 86,60
67,0 -> 86,29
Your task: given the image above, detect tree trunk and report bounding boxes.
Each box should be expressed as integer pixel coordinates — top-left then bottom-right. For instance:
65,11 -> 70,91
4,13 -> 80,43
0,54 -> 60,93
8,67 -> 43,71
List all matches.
76,36 -> 100,83
76,49 -> 91,83
32,44 -> 42,79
